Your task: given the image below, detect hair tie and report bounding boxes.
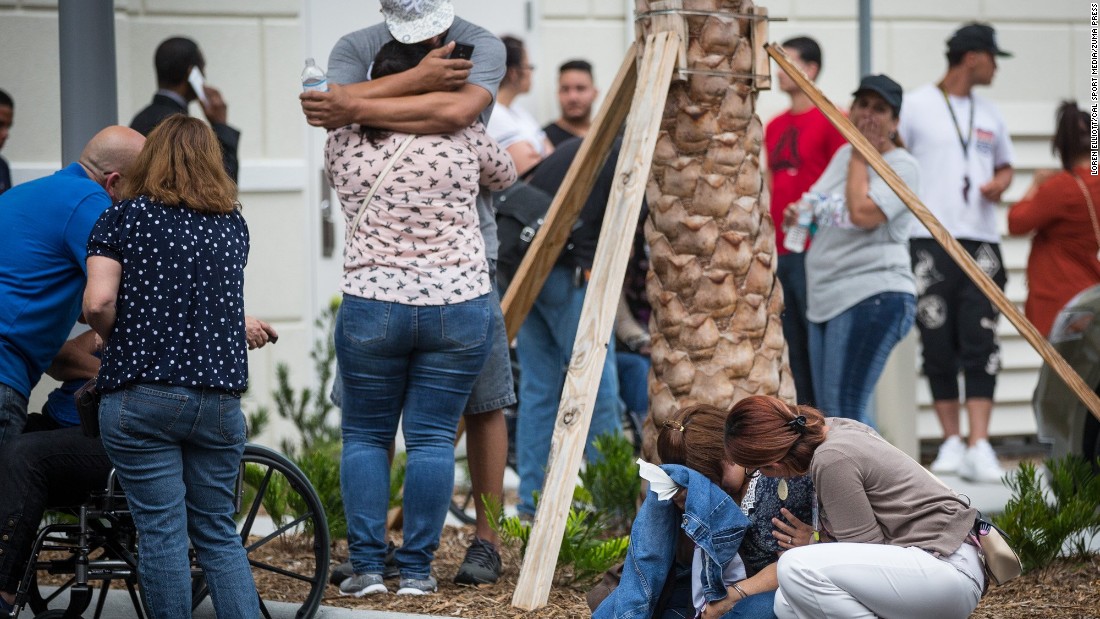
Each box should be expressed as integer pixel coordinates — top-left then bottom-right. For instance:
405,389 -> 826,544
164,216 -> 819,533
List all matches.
786,415 -> 807,434
663,419 -> 685,433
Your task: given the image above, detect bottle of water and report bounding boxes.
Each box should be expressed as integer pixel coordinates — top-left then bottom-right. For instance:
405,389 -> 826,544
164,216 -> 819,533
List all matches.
783,193 -> 818,253
301,58 -> 328,92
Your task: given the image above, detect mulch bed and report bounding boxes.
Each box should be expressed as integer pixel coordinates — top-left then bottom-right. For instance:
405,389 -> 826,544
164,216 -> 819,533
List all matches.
34,524 -> 1099,617
313,526 -> 1100,618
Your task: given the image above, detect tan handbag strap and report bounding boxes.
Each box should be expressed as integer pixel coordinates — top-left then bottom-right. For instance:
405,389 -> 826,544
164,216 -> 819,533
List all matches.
1070,173 -> 1100,251
350,134 -> 416,234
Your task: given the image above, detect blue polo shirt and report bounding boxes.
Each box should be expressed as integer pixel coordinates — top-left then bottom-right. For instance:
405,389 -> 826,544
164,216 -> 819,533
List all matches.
0,163 -> 110,397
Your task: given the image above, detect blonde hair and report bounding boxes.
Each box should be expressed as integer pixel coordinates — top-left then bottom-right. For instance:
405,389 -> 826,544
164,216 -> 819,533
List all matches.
118,114 -> 237,214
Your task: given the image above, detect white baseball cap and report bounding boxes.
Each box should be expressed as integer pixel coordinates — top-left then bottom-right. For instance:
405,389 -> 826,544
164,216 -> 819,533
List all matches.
380,0 -> 455,44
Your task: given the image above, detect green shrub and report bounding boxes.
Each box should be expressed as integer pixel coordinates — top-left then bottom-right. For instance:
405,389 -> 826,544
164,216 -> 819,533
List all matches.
484,434 -> 636,585
577,432 -> 640,535
995,455 -> 1100,572
246,298 -> 345,544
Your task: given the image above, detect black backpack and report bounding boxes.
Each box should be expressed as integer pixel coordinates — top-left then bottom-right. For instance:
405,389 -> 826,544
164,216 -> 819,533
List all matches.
494,180 -> 555,293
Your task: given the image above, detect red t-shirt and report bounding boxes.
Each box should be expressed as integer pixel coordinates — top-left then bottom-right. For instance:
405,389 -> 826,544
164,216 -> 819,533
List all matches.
765,107 -> 847,254
1008,166 -> 1100,337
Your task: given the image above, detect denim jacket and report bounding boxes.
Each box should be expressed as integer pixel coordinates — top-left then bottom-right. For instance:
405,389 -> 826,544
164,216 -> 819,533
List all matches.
594,465 -> 749,619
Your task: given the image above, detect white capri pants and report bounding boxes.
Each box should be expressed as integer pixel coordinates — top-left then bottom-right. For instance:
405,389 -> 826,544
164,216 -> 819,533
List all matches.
774,542 -> 984,619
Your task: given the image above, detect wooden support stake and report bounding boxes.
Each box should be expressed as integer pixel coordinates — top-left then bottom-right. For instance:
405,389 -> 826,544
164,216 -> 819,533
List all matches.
501,45 -> 639,341
766,43 -> 1100,423
510,31 -> 682,611
750,7 -> 771,90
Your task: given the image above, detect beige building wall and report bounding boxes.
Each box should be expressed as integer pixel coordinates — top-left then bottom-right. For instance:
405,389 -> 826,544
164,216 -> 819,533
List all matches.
0,0 -> 1091,449
0,0 -> 311,445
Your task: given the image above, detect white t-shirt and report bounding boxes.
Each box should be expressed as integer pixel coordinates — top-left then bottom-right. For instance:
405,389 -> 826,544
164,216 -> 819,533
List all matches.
898,83 -> 1014,243
487,102 -> 550,157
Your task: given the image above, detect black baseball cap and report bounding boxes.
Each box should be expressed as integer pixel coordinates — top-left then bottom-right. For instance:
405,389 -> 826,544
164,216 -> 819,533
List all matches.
852,74 -> 903,115
947,23 -> 1012,57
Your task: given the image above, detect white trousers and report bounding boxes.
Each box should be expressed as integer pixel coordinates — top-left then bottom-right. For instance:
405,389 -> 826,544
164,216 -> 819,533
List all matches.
773,542 -> 983,619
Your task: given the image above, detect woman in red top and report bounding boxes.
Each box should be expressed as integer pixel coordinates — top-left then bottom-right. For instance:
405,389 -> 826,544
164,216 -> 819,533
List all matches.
1008,101 -> 1100,337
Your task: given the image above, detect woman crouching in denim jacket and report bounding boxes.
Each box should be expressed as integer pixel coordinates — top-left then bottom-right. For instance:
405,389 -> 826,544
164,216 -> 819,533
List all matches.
594,405 -> 815,619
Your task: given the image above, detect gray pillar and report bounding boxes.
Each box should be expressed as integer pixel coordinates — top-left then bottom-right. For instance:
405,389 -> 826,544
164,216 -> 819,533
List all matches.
858,0 -> 872,77
59,0 -> 117,163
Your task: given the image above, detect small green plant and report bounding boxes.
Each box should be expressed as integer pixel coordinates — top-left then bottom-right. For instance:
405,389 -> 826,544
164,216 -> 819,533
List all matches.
483,434 -> 636,585
578,432 -> 640,534
389,451 -> 407,509
995,455 -> 1100,572
246,298 -> 345,544
485,494 -> 629,585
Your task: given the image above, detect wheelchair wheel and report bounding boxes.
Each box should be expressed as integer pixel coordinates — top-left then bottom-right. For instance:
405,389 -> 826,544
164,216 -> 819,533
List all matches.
191,444 -> 330,619
24,516 -> 143,619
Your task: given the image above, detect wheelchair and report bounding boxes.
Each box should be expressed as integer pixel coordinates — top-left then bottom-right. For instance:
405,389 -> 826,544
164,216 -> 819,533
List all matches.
11,443 -> 330,619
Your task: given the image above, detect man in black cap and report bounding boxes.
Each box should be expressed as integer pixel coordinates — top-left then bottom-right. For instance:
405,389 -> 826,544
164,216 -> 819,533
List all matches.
898,22 -> 1015,483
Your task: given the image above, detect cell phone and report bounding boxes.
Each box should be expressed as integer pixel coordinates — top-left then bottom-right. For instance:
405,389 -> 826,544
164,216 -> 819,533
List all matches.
187,66 -> 210,106
450,42 -> 475,61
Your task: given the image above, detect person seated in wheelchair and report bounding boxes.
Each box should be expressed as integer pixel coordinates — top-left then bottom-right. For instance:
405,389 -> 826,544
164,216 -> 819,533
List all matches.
0,330 -> 107,616
0,318 -> 276,616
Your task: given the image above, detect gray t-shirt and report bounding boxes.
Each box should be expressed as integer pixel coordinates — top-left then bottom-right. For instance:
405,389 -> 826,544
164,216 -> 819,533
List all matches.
327,17 -> 506,259
804,144 -> 920,322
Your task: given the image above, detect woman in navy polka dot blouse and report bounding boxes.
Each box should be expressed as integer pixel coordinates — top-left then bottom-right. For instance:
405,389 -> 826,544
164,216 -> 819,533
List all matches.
83,115 -> 259,619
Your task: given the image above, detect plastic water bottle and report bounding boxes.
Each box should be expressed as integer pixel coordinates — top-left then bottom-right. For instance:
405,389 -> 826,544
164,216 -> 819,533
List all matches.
301,58 -> 328,92
783,193 -> 818,253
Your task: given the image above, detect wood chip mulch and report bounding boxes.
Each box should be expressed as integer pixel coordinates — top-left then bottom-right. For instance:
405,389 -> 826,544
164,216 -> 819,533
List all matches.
301,526 -> 1100,618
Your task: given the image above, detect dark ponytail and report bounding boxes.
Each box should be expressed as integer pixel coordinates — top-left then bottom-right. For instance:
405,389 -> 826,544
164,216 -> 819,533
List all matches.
1052,100 -> 1090,171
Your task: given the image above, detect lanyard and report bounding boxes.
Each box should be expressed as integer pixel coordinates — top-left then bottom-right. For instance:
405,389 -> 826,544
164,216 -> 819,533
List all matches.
940,87 -> 975,158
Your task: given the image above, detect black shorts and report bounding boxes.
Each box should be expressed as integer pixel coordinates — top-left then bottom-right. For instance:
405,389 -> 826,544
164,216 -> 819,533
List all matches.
910,238 -> 1007,401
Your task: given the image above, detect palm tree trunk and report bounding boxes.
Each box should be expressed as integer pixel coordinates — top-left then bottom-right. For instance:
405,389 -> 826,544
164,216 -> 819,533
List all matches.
637,0 -> 794,460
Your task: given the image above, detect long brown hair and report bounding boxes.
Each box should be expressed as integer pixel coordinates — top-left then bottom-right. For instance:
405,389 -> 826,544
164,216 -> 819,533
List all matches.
724,395 -> 827,476
118,114 -> 237,213
657,405 -> 729,486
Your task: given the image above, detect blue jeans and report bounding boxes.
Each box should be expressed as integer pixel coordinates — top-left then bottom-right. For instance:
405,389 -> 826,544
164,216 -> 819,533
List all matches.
336,294 -> 491,578
616,350 -> 649,417
808,292 -> 916,426
516,265 -> 622,516
99,384 -> 258,619
0,382 -> 28,448
777,253 -> 814,406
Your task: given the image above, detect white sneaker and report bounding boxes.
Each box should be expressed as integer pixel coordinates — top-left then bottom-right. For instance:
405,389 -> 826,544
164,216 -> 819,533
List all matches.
930,435 -> 967,474
958,439 -> 1004,483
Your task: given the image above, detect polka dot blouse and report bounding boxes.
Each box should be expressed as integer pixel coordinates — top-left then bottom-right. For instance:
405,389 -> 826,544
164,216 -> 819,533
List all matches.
87,196 -> 250,394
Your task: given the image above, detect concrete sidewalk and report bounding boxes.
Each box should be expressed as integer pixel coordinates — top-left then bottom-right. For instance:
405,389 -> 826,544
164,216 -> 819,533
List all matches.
38,588 -> 458,619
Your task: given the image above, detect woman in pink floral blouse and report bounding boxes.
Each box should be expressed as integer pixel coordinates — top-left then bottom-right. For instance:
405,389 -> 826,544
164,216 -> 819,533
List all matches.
325,40 -> 516,597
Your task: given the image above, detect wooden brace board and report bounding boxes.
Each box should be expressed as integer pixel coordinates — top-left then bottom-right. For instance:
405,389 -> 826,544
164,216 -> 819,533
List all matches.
510,31 -> 683,610
765,43 -> 1100,422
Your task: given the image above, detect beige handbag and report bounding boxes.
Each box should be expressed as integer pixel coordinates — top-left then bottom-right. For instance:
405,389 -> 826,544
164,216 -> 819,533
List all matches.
975,516 -> 1023,587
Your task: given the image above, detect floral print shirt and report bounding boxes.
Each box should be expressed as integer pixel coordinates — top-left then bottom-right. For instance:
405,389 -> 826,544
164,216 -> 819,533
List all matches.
326,122 -> 515,305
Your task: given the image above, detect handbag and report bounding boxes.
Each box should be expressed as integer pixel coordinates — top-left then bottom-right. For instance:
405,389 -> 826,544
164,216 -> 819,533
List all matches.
74,378 -> 102,438
349,134 -> 415,235
973,514 -> 1023,587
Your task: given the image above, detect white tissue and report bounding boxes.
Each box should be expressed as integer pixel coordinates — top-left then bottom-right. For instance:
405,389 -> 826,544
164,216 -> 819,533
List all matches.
637,458 -> 682,501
